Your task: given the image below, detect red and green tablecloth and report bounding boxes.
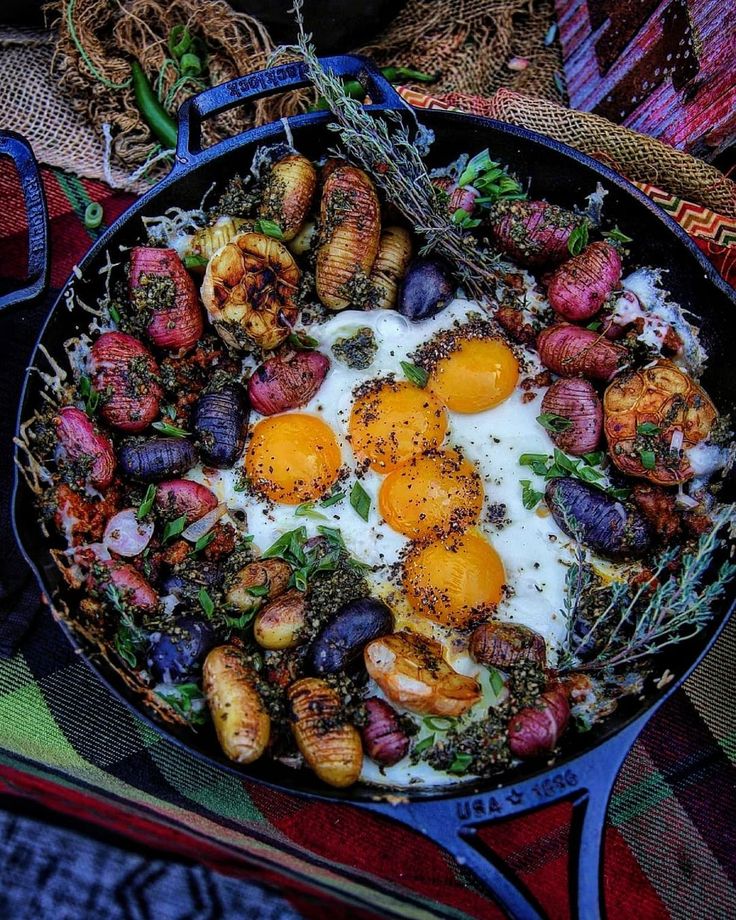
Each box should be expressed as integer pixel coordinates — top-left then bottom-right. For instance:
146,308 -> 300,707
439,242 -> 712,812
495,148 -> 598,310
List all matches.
1,92 -> 735,919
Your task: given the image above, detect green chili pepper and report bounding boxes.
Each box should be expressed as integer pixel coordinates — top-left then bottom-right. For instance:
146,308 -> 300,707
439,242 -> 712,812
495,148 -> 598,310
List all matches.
84,202 -> 103,229
131,60 -> 178,149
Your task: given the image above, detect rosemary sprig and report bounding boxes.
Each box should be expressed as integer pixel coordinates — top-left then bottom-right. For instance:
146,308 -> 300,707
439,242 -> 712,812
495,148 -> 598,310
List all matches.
560,506 -> 736,672
276,0 -> 511,306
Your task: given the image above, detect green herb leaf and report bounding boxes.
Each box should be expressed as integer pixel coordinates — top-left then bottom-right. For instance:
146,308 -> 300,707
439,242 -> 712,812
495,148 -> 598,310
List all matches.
192,531 -> 216,553
451,208 -> 482,229
253,218 -> 285,240
233,475 -> 248,493
293,569 -> 308,592
162,514 -> 187,543
576,465 -> 604,483
183,254 -> 209,270
423,716 -> 456,732
400,361 -> 429,388
637,422 -> 661,436
198,587 -> 215,618
222,610 -> 257,630
520,479 -> 543,511
553,448 -> 579,474
79,375 -> 91,399
537,412 -> 573,433
246,583 -> 270,597
350,482 -> 371,521
639,449 -> 656,470
288,331 -> 319,349
152,420 -> 190,437
413,734 -> 435,755
583,451 -> 605,467
295,501 -> 328,521
567,222 -> 590,256
448,752 -> 474,775
487,667 -> 505,697
519,453 -> 549,467
109,303 -> 121,323
586,320 -> 602,331
603,225 -> 633,244
320,490 -> 346,508
136,483 -> 156,521
155,681 -> 207,727
263,526 -> 308,563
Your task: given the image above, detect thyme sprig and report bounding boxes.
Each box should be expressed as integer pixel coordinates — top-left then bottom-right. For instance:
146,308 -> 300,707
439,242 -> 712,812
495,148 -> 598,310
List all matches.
275,0 -> 511,306
560,506 -> 736,672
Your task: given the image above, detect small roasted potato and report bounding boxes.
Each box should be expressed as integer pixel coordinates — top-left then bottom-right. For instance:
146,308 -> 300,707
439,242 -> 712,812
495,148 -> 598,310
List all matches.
288,677 -> 363,787
547,242 -> 622,322
361,697 -> 410,766
364,631 -> 481,717
204,646 -> 270,764
369,226 -> 413,310
254,588 -> 307,650
507,687 -> 570,759
184,216 -> 251,266
89,332 -> 163,433
540,377 -> 603,457
118,437 -> 197,482
316,165 -> 381,310
469,622 -> 547,669
537,324 -> 628,382
226,558 -> 292,614
247,351 -> 330,416
259,154 -> 317,241
307,597 -> 393,675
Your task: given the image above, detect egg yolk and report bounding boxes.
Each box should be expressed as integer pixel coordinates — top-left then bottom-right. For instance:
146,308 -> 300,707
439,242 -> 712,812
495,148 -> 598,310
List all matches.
403,529 -> 505,627
428,338 -> 519,413
245,413 -> 341,504
379,449 -> 484,539
348,379 -> 448,472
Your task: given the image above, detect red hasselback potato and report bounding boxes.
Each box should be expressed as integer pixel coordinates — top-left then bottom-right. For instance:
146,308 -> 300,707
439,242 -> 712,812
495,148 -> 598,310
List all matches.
537,324 -> 628,382
507,687 -> 570,759
361,697 -> 410,766
155,479 -> 219,523
96,559 -> 159,612
89,331 -> 163,432
540,377 -> 603,456
247,351 -> 330,416
129,247 -> 204,351
547,242 -> 622,322
55,406 -> 116,489
488,199 -> 584,267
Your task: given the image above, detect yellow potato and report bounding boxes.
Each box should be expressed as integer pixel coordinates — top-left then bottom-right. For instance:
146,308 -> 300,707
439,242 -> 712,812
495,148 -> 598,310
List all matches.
259,154 -> 317,241
225,559 -> 292,614
254,588 -> 307,650
370,226 -> 413,309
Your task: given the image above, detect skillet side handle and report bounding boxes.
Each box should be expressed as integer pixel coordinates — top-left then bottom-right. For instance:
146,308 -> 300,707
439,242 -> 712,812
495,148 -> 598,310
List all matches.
175,54 -> 405,164
361,717 -> 647,920
0,132 -> 49,312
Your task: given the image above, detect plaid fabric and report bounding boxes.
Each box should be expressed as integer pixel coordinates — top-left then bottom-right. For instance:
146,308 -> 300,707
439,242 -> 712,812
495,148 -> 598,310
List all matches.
1,105 -> 735,918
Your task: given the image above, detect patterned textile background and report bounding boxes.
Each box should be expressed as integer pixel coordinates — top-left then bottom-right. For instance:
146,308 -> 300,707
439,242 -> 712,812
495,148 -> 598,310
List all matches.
0,90 -> 735,918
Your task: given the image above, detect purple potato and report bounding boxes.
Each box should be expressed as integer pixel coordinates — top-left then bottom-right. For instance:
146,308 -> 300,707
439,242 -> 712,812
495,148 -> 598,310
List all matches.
361,697 -> 410,766
308,597 -> 393,675
161,561 -> 223,600
193,384 -> 249,468
119,437 -> 197,482
397,258 -> 453,321
545,477 -> 651,558
147,616 -> 218,683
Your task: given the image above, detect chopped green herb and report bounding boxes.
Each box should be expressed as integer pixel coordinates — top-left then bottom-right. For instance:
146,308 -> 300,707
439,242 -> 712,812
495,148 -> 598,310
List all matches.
155,681 -> 207,727
400,361 -> 429,388
603,226 -> 633,244
246,583 -> 270,597
84,202 -> 103,229
222,609 -> 257,630
423,716 -> 456,732
537,412 -> 573,433
583,451 -> 605,467
451,208 -> 482,229
253,218 -> 285,239
288,331 -> 319,349
183,254 -> 209,270
586,320 -> 602,331
136,483 -> 156,521
234,535 -> 255,552
520,479 -> 544,510
162,514 -> 187,543
192,531 -> 216,553
639,449 -> 656,470
413,734 -> 435,755
198,587 -> 215,618
448,752 -> 474,775
637,422 -> 661,436
350,482 -> 371,521
487,667 -> 505,697
456,149 -> 526,204
567,222 -> 590,256
152,420 -> 190,437
109,303 -> 121,323
294,569 -> 308,592
295,501 -> 328,521
320,490 -> 346,508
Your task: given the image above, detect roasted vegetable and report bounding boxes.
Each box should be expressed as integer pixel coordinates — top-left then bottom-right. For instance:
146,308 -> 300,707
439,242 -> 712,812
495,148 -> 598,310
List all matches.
488,199 -> 584,267
183,216 -> 251,267
201,232 -> 301,350
288,677 -> 363,787
603,360 -> 717,486
369,226 -> 413,310
540,377 -> 603,456
316,165 -> 381,310
129,247 -> 204,351
361,697 -> 410,766
203,645 -> 270,764
507,687 -> 570,759
470,622 -> 547,669
95,559 -> 158,613
259,154 -> 317,241
254,588 -> 307,650
103,508 -> 154,557
148,615 -> 217,682
537,324 -> 628,382
545,477 -> 651,558
55,406 -> 116,489
119,437 -> 197,482
193,383 -> 249,468
397,257 -> 453,321
247,351 -> 330,416
89,332 -> 163,432
364,631 -> 481,717
155,479 -> 218,523
225,559 -> 292,614
307,597 -> 393,675
287,219 -> 318,256
547,242 -> 622,322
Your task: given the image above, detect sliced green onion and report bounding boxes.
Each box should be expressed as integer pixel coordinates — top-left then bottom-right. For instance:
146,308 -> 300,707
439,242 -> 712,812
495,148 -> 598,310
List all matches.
152,420 -> 190,437
400,361 -> 429,388
350,482 -> 371,521
198,587 -> 215,618
162,514 -> 187,543
137,484 -> 157,521
84,202 -> 103,229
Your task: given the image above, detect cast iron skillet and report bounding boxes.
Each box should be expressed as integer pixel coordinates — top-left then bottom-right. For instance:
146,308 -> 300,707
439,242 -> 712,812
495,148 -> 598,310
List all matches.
9,57 -> 736,920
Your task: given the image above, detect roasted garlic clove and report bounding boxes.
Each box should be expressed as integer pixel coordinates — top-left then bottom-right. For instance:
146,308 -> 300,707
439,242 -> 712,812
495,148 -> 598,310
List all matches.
288,677 -> 363,787
203,645 -> 270,764
201,232 -> 301,350
369,226 -> 413,310
364,631 -> 481,717
225,559 -> 292,614
316,165 -> 381,311
254,588 -> 307,650
259,154 -> 317,241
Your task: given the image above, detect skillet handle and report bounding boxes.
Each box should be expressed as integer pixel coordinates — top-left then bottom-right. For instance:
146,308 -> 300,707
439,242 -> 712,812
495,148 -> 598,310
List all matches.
361,716 -> 648,920
175,54 -> 406,165
0,131 -> 49,312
